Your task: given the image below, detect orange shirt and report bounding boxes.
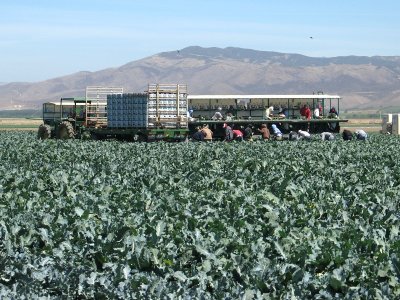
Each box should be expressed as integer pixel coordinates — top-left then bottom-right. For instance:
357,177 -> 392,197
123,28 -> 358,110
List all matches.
201,128 -> 213,140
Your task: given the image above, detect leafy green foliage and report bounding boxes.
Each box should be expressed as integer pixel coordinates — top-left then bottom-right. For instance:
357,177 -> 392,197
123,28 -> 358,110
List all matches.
0,132 -> 399,298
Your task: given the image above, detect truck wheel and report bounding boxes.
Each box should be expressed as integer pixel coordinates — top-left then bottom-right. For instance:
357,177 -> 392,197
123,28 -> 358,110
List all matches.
81,131 -> 91,140
37,124 -> 52,140
57,121 -> 75,139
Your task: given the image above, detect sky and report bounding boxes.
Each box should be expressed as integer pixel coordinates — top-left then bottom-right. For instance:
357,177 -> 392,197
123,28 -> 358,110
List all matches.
1,0 -> 400,82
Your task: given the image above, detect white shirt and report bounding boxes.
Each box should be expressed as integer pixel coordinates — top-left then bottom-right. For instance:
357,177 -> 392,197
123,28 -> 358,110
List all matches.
298,130 -> 311,138
355,130 -> 367,138
212,111 -> 223,120
265,106 -> 274,119
321,132 -> 334,140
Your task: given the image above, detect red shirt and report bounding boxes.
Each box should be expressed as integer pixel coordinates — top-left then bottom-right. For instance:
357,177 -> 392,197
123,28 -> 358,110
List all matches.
300,106 -> 306,116
304,107 -> 311,120
259,127 -> 270,139
233,130 -> 243,137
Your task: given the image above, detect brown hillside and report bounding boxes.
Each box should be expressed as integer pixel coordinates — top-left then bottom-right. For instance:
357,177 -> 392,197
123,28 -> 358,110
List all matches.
0,46 -> 399,110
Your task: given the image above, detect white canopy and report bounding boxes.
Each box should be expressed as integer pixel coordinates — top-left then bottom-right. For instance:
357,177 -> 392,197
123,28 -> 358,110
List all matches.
188,94 -> 341,100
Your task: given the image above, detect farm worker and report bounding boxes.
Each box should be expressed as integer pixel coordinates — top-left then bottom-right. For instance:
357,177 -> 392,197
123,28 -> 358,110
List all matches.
321,132 -> 335,141
192,127 -> 205,142
317,102 -> 323,115
223,123 -> 234,141
304,105 -> 312,120
329,107 -> 338,118
212,107 -> 223,120
187,108 -> 195,121
355,129 -> 368,140
298,130 -> 312,140
342,129 -> 353,141
300,105 -> 307,117
289,131 -> 299,141
201,124 -> 213,141
232,129 -> 243,141
243,124 -> 253,141
225,112 -> 234,121
279,107 -> 288,118
258,124 -> 270,140
314,107 -> 321,119
271,124 -> 283,141
265,106 -> 274,120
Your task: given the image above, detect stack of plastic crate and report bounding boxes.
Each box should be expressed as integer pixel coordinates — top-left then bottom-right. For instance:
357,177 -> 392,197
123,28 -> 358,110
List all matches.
107,93 -> 148,128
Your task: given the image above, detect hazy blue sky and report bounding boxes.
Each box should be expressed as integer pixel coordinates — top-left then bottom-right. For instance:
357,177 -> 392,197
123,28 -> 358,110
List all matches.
1,0 -> 400,82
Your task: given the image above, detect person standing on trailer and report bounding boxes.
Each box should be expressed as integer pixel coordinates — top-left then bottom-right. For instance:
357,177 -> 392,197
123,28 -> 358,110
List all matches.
212,107 -> 224,120
279,107 -> 289,118
304,105 -> 312,120
300,105 -> 306,117
187,108 -> 195,121
300,104 -> 311,131
300,105 -> 311,119
265,106 -> 274,120
225,113 -> 234,121
314,107 -> 321,119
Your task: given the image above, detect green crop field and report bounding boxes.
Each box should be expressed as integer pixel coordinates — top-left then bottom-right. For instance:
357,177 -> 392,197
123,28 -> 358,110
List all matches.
0,131 -> 399,298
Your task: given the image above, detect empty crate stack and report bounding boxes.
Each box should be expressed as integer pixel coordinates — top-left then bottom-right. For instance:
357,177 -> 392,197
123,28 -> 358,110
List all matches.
107,93 -> 148,128
147,84 -> 188,128
106,84 -> 188,129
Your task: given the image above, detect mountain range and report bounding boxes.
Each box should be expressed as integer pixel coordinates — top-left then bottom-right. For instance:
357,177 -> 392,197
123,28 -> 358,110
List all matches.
1,46 -> 400,111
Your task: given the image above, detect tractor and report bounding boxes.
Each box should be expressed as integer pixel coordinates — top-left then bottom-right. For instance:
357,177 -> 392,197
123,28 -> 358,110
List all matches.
37,97 -> 90,140
38,87 -> 122,140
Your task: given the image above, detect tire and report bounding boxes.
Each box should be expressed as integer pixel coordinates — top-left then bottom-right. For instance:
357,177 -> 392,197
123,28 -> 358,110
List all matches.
37,124 -> 52,140
57,121 -> 75,139
81,131 -> 91,140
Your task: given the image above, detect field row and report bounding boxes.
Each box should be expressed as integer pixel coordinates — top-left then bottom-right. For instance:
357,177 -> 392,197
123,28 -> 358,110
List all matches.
0,132 -> 399,298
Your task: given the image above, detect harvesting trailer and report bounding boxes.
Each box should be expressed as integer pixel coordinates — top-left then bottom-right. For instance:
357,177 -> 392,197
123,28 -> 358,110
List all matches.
38,84 -> 189,142
187,93 -> 348,140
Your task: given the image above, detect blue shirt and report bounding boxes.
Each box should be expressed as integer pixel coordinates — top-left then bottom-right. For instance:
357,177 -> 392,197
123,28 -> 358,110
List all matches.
271,124 -> 282,136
